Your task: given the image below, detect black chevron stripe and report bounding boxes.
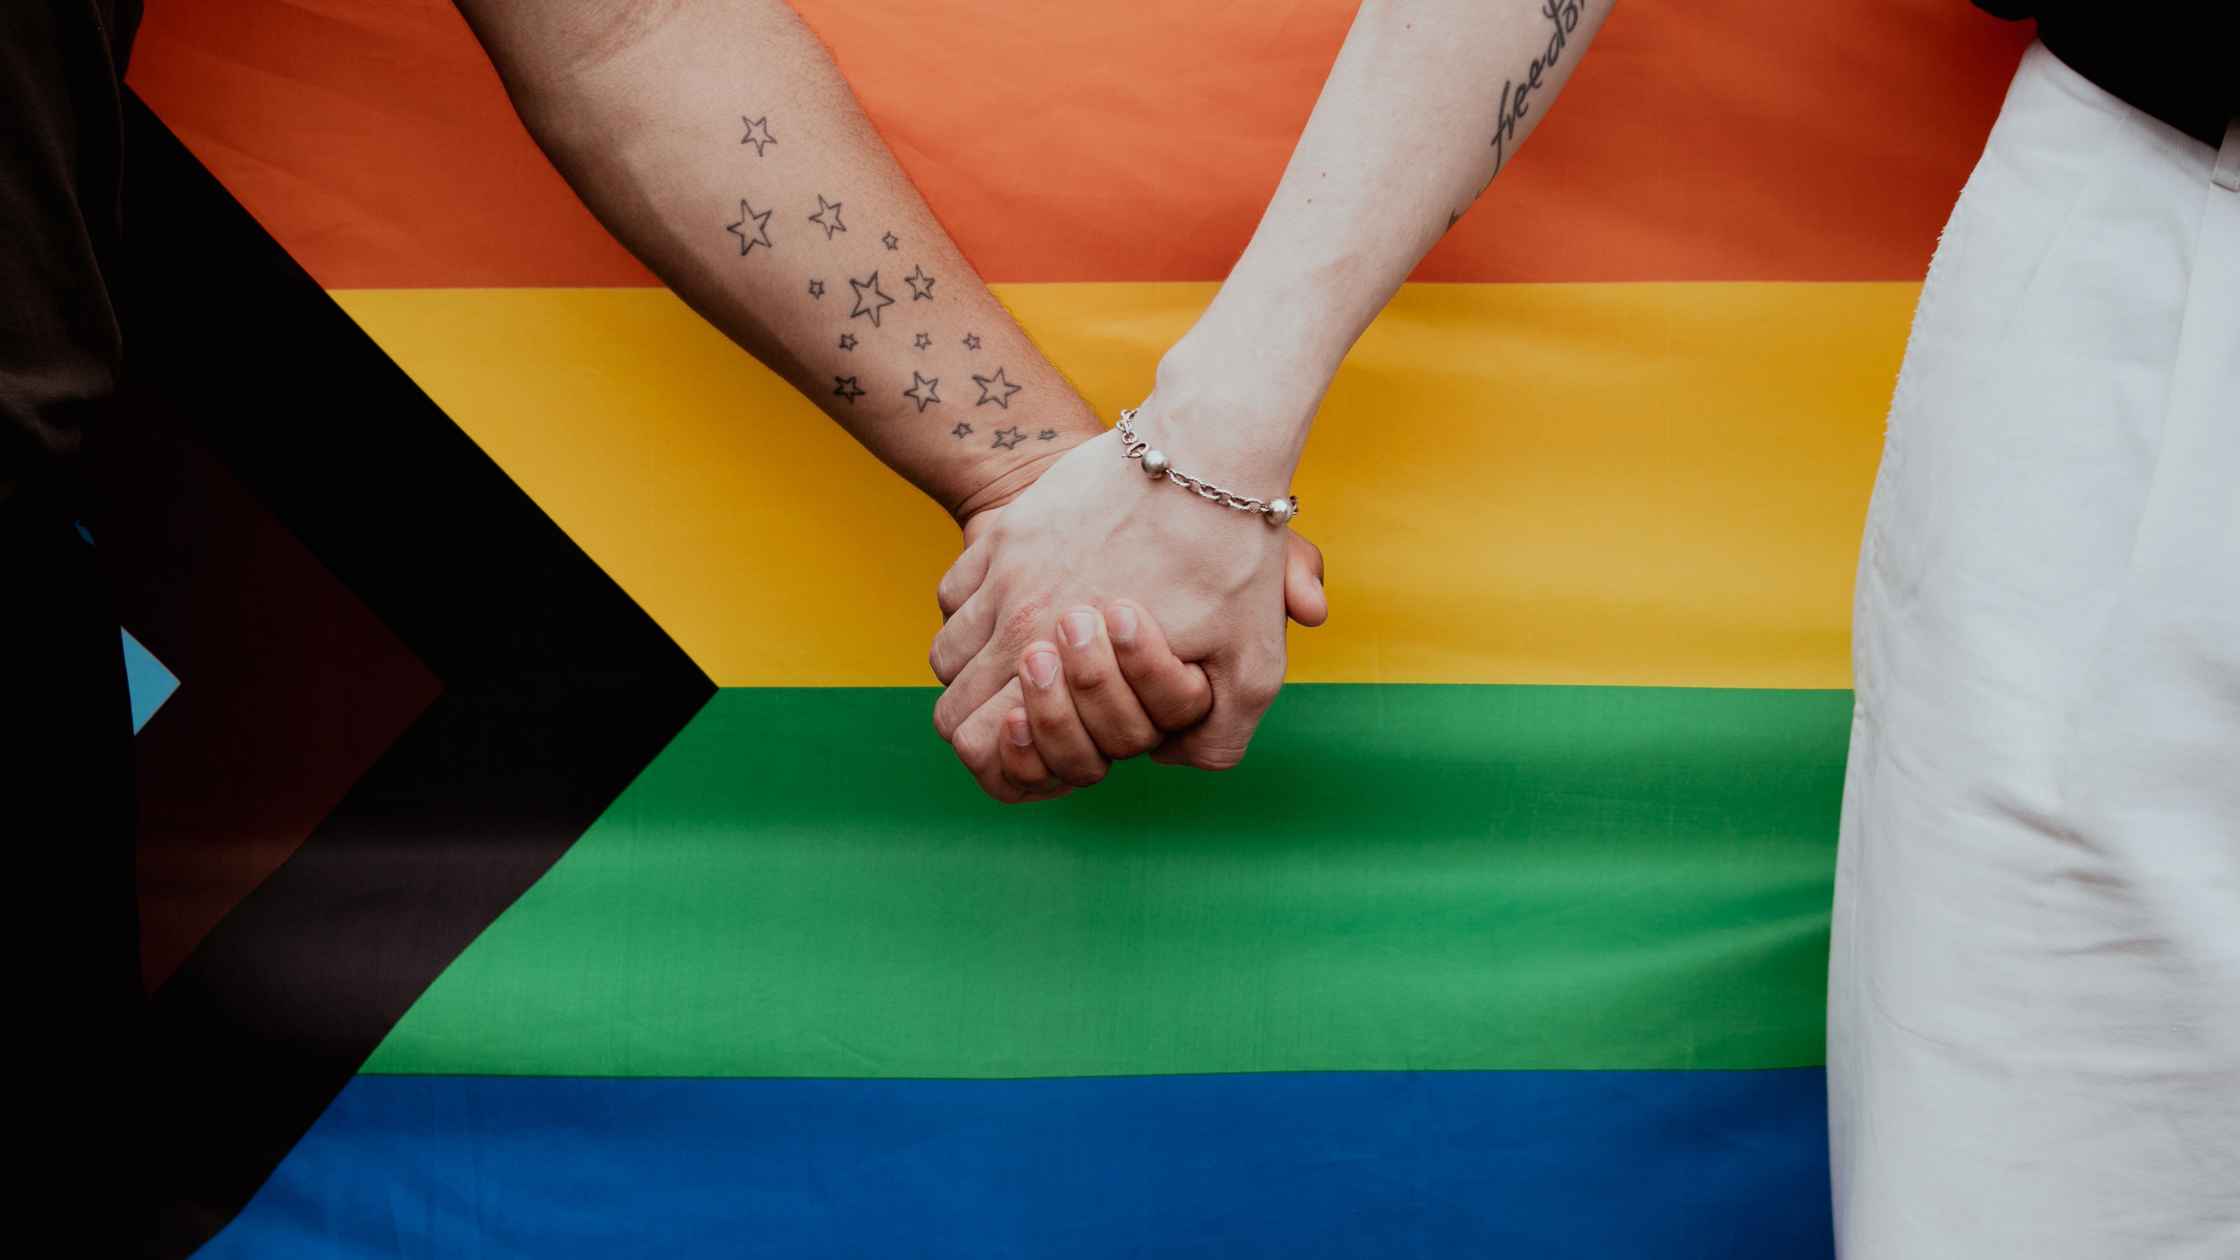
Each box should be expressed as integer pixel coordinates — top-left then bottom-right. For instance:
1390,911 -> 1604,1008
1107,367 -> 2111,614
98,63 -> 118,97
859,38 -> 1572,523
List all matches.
113,94 -> 715,1256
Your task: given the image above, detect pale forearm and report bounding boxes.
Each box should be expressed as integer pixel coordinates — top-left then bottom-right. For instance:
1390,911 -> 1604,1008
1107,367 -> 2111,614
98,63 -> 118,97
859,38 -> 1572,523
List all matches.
456,0 -> 1096,519
1160,0 -> 1613,480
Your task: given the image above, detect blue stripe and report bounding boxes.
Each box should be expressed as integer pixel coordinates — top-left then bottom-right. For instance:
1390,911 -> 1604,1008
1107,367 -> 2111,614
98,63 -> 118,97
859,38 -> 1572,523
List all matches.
204,1070 -> 1830,1258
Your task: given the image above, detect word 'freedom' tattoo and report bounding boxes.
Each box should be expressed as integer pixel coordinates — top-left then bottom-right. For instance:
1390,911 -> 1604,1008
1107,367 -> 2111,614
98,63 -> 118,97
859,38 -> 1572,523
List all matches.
903,372 -> 941,411
1491,0 -> 1587,176
904,265 -> 936,301
834,375 -> 865,404
726,200 -> 774,255
972,368 -> 1022,409
809,194 -> 847,239
740,116 -> 776,156
991,426 -> 1027,450
848,272 -> 896,326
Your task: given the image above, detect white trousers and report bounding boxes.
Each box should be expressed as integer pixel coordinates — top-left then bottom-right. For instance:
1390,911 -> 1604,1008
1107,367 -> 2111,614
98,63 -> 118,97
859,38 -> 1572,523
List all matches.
1830,42 -> 2240,1259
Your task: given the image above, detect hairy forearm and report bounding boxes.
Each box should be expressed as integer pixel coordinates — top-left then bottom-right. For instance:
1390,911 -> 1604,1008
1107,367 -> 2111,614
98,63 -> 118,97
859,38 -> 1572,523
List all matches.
455,0 -> 1097,520
1160,0 -> 1613,479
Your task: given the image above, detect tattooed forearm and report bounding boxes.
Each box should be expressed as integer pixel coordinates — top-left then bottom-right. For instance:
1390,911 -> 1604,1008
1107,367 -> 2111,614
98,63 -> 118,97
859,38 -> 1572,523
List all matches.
1490,0 -> 1587,176
464,0 -> 1105,523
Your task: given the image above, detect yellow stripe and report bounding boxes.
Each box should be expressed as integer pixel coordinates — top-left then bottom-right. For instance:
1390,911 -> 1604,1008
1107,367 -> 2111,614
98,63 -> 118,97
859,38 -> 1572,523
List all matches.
333,282 -> 1909,688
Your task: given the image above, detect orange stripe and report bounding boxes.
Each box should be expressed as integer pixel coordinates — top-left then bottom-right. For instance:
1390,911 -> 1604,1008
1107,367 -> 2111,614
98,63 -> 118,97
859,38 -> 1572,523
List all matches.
128,1 -> 2027,288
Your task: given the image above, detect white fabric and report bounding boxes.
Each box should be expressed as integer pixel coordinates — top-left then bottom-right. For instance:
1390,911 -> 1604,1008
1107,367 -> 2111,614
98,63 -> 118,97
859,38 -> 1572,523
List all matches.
1830,41 -> 2240,1259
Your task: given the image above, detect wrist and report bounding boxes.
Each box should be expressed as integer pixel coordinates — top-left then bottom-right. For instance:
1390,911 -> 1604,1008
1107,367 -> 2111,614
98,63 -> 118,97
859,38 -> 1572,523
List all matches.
949,408 -> 1099,527
1143,333 -> 1326,489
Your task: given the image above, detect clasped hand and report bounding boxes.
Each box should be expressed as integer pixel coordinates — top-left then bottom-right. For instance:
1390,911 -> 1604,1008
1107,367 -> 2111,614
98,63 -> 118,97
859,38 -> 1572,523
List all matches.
932,427 -> 1324,803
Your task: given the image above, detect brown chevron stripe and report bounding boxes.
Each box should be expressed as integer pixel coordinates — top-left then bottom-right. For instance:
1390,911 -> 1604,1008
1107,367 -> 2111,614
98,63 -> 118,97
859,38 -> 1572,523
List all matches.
95,415 -> 441,989
110,95 -> 714,1256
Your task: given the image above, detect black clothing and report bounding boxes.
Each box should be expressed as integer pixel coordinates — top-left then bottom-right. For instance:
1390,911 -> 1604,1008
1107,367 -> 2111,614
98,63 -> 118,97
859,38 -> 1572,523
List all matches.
1975,2 -> 2238,148
1,1 -> 140,511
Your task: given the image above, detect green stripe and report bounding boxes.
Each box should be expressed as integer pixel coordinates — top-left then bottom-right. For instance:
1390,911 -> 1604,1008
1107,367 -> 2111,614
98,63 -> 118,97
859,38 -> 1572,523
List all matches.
368,684 -> 1846,1078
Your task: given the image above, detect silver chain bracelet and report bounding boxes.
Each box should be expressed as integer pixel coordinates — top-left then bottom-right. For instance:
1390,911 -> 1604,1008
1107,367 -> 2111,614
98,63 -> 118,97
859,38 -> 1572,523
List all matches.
1114,407 -> 1300,527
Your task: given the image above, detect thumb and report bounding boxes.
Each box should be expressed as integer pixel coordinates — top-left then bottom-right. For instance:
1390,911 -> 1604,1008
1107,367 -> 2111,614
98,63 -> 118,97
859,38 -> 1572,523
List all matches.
1282,533 -> 1327,628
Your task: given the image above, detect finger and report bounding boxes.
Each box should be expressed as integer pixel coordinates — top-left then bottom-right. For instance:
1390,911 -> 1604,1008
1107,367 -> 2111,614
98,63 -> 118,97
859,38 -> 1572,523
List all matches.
1103,600 -> 1213,732
1055,606 -> 1162,759
929,587 -> 996,684
1164,652 -> 1283,772
933,641 -> 1019,742
936,536 -> 993,620
999,707 -> 1066,795
951,679 -> 1069,804
1019,640 -> 1109,787
1282,533 -> 1328,628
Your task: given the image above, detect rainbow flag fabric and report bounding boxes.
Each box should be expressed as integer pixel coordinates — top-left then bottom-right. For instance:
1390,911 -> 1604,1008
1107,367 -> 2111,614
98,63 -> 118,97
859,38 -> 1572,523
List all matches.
110,2 -> 2031,1254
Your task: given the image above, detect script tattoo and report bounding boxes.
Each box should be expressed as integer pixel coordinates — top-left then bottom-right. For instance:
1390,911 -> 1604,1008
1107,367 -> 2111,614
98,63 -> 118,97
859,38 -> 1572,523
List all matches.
809,194 -> 847,239
903,264 -> 936,301
903,372 -> 941,411
1490,0 -> 1586,176
740,115 -> 776,156
848,272 -> 896,326
972,368 -> 1022,409
726,200 -> 774,255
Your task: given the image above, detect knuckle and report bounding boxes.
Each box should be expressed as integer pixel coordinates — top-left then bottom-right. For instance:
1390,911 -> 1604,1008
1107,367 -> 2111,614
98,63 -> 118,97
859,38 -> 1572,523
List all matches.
998,597 -> 1048,651
1061,759 -> 1109,788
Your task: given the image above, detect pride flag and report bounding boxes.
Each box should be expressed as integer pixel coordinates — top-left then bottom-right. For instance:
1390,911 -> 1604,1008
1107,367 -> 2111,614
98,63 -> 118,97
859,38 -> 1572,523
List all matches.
112,2 -> 2031,1254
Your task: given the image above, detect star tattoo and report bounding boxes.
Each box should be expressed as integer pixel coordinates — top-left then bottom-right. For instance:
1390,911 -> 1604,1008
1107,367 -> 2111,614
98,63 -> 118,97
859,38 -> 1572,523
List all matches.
725,200 -> 774,256
833,375 -> 865,404
903,264 -> 936,301
807,279 -> 824,298
913,332 -> 932,350
739,115 -> 776,156
962,333 -> 982,351
809,194 -> 846,239
991,426 -> 1027,450
951,421 -> 973,439
972,367 -> 1022,409
838,333 -> 857,351
902,372 -> 941,412
847,271 -> 895,327
1038,429 -> 1058,441
882,231 -> 900,250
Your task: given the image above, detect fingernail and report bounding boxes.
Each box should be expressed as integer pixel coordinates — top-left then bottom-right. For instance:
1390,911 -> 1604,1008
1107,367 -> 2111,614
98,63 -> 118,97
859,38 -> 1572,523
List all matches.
1005,710 -> 1032,746
1107,604 -> 1138,645
1026,649 -> 1060,689
1061,609 -> 1098,649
